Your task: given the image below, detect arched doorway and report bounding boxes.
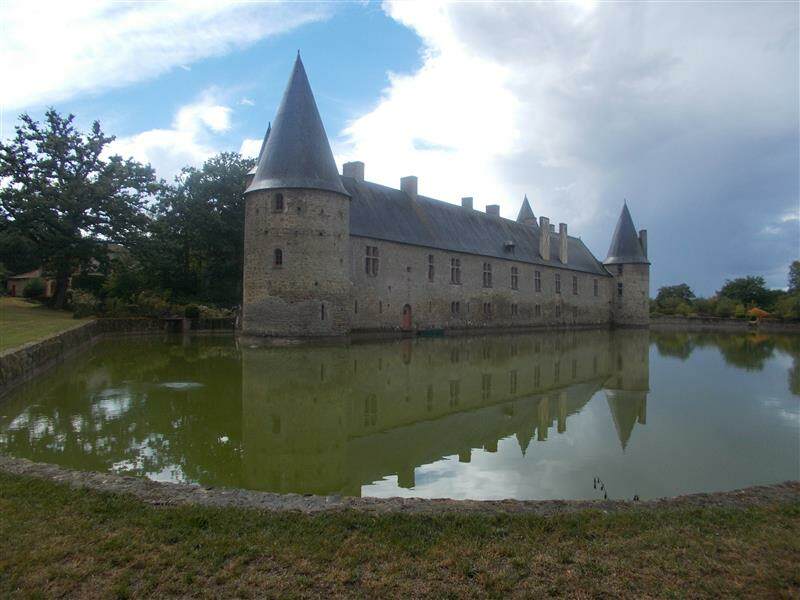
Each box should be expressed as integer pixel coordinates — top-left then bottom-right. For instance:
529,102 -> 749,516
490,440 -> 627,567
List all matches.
401,304 -> 412,331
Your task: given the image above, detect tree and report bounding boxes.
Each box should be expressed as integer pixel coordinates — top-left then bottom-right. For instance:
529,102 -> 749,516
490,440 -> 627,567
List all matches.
0,110 -> 160,308
789,260 -> 800,293
656,284 -> 695,307
137,152 -> 254,306
717,276 -> 770,308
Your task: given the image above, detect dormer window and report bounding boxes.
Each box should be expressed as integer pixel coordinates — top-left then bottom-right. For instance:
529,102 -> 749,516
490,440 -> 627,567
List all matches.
504,241 -> 515,255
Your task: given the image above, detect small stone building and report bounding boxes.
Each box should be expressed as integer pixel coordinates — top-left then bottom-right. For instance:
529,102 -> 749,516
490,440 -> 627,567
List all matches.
5,268 -> 56,298
242,55 -> 650,338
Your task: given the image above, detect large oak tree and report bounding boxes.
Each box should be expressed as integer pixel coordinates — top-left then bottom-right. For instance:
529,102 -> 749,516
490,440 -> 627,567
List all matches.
0,110 -> 159,307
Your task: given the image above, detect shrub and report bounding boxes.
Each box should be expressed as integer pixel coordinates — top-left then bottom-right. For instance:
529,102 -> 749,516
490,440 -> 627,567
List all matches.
775,293 -> 800,320
734,303 -> 746,319
133,291 -> 171,317
693,297 -> 716,316
675,302 -> 693,317
70,289 -> 99,318
716,297 -> 736,318
184,304 -> 200,319
23,277 -> 46,298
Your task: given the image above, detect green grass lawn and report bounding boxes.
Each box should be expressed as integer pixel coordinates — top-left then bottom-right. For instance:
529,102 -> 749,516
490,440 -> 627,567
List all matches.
0,296 -> 92,352
0,473 -> 797,598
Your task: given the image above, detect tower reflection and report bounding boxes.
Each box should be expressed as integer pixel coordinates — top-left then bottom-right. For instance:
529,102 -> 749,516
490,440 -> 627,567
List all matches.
241,329 -> 650,495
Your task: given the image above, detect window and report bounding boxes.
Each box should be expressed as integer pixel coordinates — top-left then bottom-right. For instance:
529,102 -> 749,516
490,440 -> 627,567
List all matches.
481,374 -> 492,400
534,270 -> 541,292
365,246 -> 379,276
573,306 -> 578,319
450,258 -> 461,284
273,193 -> 284,212
321,303 -> 326,321
534,304 -> 541,317
449,380 -> 460,407
483,263 -> 493,288
572,275 -> 578,295
483,302 -> 492,317
617,264 -> 623,275
510,370 -> 518,394
511,266 -> 519,290
554,361 -> 560,383
617,282 -> 624,297
427,255 -> 435,282
354,300 -> 358,314
534,365 -> 541,387
556,304 -> 562,318
555,273 -> 561,294
379,301 -> 383,313
593,278 -> 598,297
273,248 -> 283,267
451,301 -> 460,315
511,303 -> 518,316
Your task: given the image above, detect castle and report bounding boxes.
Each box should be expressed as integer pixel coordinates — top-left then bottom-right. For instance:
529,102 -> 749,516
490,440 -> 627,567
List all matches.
242,55 -> 650,338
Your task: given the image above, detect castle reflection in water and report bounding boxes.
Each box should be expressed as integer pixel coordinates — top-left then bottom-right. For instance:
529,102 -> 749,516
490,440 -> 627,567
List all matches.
240,329 -> 649,496
0,329 -> 650,496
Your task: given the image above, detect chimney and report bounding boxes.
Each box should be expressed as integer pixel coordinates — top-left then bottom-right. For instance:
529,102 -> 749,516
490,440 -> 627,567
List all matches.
486,204 -> 500,216
400,175 -> 417,200
559,223 -> 568,264
461,196 -> 473,210
549,223 -> 555,233
539,216 -> 550,260
639,229 -> 648,258
342,161 -> 364,181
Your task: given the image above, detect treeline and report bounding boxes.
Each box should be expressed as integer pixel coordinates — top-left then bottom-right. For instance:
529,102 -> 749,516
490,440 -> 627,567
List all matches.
651,266 -> 800,320
0,110 -> 254,317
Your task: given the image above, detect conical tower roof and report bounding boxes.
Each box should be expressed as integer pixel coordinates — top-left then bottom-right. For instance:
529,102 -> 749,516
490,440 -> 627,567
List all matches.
605,390 -> 646,451
247,122 -> 270,177
247,55 -> 348,197
604,203 -> 647,265
516,194 -> 538,227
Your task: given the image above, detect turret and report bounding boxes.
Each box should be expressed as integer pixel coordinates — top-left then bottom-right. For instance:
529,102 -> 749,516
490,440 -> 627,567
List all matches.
242,54 -> 351,337
245,122 -> 270,190
516,194 -> 538,228
604,203 -> 650,327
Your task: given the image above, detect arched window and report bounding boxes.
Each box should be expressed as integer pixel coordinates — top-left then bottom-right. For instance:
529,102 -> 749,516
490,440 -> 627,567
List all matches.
273,248 -> 283,267
273,193 -> 284,212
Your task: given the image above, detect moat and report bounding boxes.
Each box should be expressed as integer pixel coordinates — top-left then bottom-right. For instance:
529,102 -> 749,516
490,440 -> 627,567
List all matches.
1,330 -> 797,501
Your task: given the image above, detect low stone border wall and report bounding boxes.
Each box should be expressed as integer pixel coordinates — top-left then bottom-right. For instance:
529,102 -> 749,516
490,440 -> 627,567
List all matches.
0,317 -> 234,397
0,455 -> 797,515
651,316 -> 800,332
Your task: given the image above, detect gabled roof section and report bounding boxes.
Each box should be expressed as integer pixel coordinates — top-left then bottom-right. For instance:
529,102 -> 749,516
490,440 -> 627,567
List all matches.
247,122 -> 270,177
246,55 -> 348,197
343,177 -> 609,276
604,203 -> 648,265
516,195 -> 538,227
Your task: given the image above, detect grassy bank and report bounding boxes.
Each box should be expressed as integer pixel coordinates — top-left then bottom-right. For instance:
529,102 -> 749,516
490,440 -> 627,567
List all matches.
0,473 -> 797,598
0,297 -> 91,352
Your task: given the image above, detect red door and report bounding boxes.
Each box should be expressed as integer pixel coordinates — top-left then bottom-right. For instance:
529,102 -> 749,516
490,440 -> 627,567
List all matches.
402,304 -> 412,331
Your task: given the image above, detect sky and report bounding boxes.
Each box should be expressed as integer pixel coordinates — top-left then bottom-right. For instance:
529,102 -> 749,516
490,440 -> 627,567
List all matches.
1,0 -> 797,295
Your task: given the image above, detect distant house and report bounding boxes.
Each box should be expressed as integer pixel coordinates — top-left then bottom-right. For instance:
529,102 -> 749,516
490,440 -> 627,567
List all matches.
6,268 -> 56,298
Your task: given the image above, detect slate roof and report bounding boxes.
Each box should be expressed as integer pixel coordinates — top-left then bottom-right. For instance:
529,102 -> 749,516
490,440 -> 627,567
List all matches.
604,203 -> 648,265
246,55 -> 348,197
343,177 -> 610,276
247,122 -> 270,177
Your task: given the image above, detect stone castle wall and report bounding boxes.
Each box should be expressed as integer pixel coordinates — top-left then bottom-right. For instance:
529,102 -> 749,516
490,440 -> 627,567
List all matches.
349,236 -> 614,332
608,263 -> 650,326
242,188 -> 352,337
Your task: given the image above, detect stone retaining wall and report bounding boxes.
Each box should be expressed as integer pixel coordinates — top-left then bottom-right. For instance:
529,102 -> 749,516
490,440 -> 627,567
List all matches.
0,455 -> 797,515
0,317 -> 234,397
650,316 -> 800,332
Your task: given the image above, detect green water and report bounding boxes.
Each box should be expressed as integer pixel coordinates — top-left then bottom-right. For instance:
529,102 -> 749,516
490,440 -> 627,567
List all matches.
1,329 -> 797,500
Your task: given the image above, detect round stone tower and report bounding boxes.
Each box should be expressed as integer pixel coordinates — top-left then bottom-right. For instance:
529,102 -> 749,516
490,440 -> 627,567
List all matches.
604,203 -> 650,327
242,55 -> 351,337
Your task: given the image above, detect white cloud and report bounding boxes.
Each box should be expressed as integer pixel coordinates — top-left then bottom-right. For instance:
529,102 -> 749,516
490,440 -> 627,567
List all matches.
107,92 -> 233,180
0,0 -> 330,109
338,1 -> 798,292
239,138 -> 263,159
239,97 -> 256,107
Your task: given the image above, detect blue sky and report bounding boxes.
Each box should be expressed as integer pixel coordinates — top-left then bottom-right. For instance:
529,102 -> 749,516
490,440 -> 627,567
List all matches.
1,1 -> 798,295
